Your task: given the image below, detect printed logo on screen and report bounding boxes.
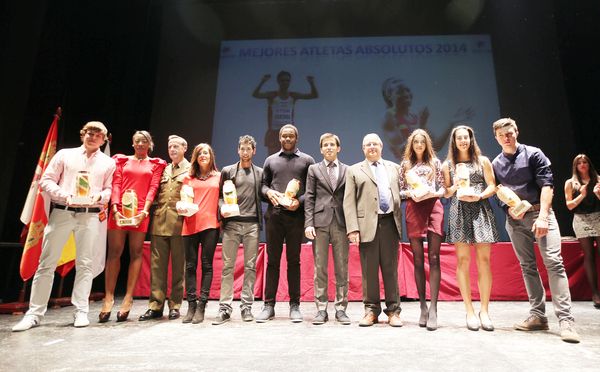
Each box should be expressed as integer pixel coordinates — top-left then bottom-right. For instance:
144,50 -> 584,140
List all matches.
220,45 -> 235,58
471,39 -> 492,53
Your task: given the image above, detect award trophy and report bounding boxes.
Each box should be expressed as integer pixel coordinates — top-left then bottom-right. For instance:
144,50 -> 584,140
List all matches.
221,180 -> 240,217
455,163 -> 476,198
176,184 -> 198,217
117,189 -> 139,226
71,171 -> 94,205
405,169 -> 430,199
496,184 -> 532,216
279,178 -> 300,208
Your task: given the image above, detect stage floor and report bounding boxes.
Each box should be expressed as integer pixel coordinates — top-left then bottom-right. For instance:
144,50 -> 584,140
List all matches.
1,299 -> 599,371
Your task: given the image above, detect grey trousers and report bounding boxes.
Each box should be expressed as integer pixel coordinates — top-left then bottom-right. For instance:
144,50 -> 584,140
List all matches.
505,209 -> 574,322
313,221 -> 349,312
219,221 -> 259,313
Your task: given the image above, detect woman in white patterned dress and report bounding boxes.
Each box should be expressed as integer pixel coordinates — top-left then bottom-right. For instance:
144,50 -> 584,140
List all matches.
442,125 -> 498,331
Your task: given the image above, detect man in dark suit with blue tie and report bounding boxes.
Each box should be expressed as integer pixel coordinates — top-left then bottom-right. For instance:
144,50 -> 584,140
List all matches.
304,133 -> 351,325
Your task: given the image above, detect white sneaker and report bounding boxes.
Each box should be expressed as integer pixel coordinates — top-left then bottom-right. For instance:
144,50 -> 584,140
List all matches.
12,315 -> 40,332
559,320 -> 581,343
73,311 -> 90,328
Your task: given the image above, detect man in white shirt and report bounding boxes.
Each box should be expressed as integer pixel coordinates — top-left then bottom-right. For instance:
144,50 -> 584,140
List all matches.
13,121 -> 116,332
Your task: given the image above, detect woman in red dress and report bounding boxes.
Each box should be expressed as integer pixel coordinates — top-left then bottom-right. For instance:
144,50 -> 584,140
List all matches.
178,143 -> 221,324
99,131 -> 166,322
398,129 -> 445,331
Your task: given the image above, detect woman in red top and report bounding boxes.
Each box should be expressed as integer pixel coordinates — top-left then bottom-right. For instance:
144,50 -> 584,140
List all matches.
179,143 -> 220,324
100,131 -> 166,322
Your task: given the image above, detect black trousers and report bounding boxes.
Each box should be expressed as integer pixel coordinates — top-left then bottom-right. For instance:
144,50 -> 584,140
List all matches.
264,208 -> 304,305
183,228 -> 219,303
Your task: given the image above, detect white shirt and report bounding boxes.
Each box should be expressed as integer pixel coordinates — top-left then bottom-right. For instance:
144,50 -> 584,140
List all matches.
40,145 -> 116,207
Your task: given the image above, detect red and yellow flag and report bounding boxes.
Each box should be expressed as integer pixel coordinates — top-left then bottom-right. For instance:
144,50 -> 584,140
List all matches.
19,109 -> 60,281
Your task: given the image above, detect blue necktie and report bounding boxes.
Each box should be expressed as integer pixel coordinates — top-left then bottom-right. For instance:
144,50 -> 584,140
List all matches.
374,162 -> 390,212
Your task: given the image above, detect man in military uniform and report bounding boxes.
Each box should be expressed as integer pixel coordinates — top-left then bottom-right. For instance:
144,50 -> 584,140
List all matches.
139,135 -> 190,321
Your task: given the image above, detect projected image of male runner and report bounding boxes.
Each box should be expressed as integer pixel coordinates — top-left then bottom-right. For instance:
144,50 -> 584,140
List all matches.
252,71 -> 318,155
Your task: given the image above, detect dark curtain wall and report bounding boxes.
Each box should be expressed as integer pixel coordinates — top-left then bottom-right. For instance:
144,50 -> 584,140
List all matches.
0,0 -> 598,255
149,0 -> 586,233
555,0 -> 600,163
0,1 -> 49,241
1,0 -> 162,242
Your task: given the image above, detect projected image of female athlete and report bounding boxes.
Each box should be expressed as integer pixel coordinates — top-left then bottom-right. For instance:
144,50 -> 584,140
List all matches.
382,77 -> 473,159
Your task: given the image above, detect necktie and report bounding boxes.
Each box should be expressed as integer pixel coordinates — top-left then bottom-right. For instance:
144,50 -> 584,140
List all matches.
374,161 -> 390,212
327,162 -> 337,190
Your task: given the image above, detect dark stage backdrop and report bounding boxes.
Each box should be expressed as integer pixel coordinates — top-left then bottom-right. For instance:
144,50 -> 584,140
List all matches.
2,0 -> 599,270
149,0 -> 576,239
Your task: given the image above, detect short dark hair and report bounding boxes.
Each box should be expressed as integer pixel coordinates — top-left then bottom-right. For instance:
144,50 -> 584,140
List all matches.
238,135 -> 256,149
277,70 -> 291,80
492,117 -> 518,135
279,124 -> 298,138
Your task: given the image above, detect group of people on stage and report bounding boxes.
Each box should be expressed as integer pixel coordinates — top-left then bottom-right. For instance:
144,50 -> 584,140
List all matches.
12,118 -> 600,344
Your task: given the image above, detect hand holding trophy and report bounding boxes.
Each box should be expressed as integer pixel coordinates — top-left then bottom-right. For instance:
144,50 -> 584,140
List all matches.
279,178 -> 300,208
116,189 -> 140,226
405,169 -> 430,200
176,184 -> 198,217
70,171 -> 94,205
496,184 -> 532,218
455,163 -> 476,199
220,180 -> 240,217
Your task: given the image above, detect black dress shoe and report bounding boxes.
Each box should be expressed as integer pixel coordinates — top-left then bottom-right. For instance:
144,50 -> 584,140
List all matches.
168,309 -> 180,320
138,309 -> 163,321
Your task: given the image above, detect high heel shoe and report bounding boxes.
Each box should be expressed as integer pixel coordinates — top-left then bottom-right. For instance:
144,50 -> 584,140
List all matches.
98,299 -> 114,323
418,307 -> 428,328
466,314 -> 480,331
592,294 -> 600,309
116,300 -> 133,322
99,311 -> 111,323
479,312 -> 494,331
426,309 -> 438,331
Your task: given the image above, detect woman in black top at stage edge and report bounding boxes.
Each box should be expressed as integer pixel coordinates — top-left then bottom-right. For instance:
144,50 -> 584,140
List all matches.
564,154 -> 600,309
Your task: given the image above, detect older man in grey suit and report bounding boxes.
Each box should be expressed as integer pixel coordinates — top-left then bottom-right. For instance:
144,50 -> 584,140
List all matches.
344,133 -> 403,327
304,133 -> 350,325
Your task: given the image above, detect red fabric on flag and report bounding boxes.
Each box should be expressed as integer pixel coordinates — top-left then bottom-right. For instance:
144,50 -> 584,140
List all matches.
19,110 -> 60,281
56,261 -> 76,278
